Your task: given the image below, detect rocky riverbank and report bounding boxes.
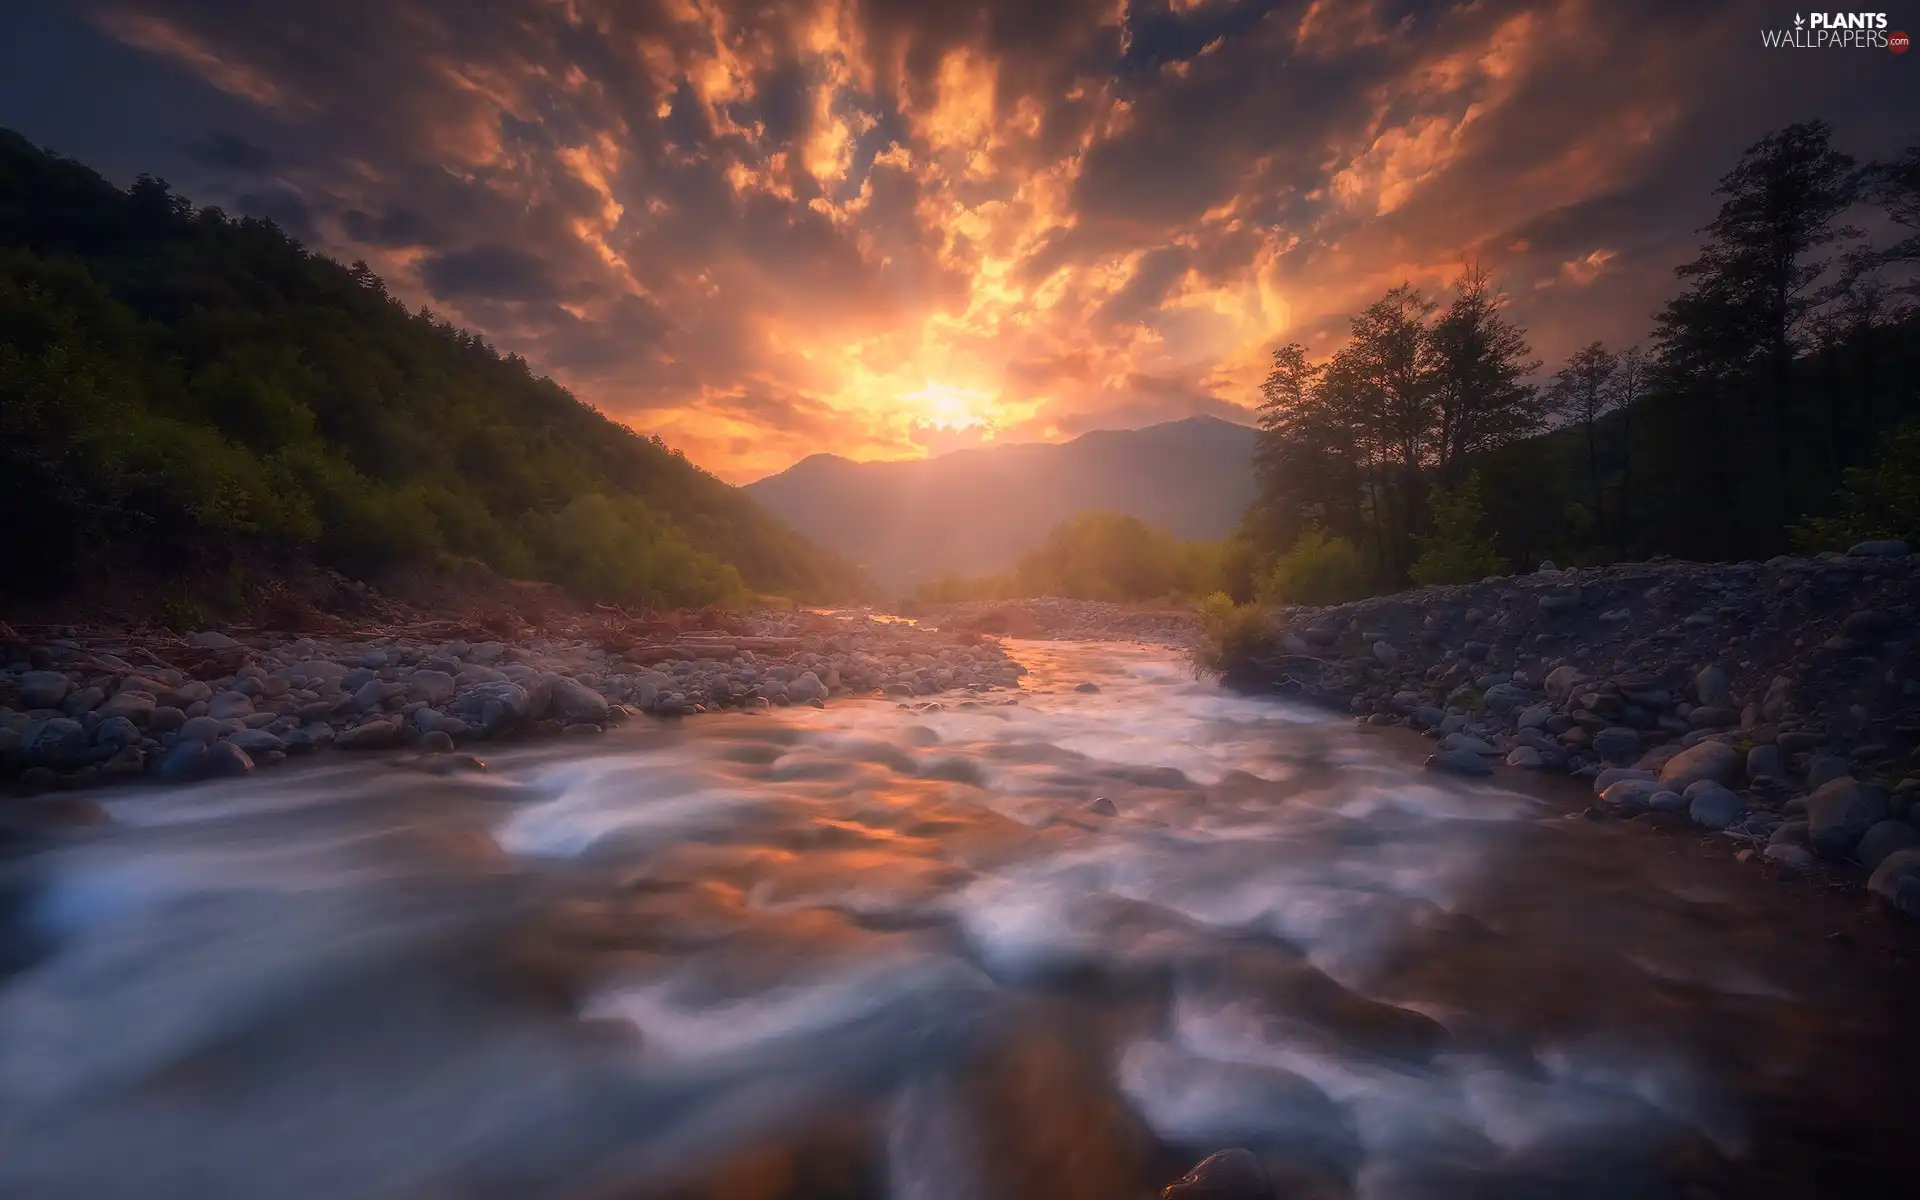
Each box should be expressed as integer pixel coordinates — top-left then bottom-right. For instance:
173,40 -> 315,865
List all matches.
1211,545 -> 1920,922
0,607 -> 1025,819
913,597 -> 1202,645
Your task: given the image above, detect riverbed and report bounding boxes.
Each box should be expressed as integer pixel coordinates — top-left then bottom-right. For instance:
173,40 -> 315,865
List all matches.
0,641 -> 1913,1198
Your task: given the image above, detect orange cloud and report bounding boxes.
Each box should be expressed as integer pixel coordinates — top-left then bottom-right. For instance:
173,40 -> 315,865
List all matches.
74,0 -> 1905,482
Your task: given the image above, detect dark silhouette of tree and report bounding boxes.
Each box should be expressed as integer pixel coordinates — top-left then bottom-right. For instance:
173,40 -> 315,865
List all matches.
1429,263 -> 1543,484
1546,341 -> 1619,539
1653,120 -> 1860,541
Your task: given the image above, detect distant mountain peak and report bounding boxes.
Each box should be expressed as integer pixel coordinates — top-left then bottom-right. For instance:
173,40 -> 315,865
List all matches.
746,418 -> 1259,593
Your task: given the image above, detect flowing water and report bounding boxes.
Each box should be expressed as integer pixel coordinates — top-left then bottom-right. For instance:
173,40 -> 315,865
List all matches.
0,642 -> 1914,1199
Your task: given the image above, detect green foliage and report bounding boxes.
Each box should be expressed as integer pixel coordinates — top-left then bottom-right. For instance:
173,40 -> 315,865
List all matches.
909,511 -> 1235,605
0,130 -> 866,605
1409,472 -> 1507,586
1791,416 -> 1920,550
1258,531 -> 1372,605
1194,591 -> 1280,676
1013,511 -> 1180,601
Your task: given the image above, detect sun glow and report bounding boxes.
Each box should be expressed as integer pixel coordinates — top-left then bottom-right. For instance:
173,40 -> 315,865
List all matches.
900,381 -> 995,431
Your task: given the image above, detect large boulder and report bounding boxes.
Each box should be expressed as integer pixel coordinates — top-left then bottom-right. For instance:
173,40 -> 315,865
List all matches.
1425,748 -> 1491,777
17,671 -> 72,710
1600,778 -> 1660,815
1687,784 -> 1744,830
1658,741 -> 1741,791
1855,820 -> 1920,871
98,690 -> 158,724
787,671 -> 829,704
452,680 -> 532,734
543,674 -> 610,724
1866,848 -> 1920,919
1592,727 -> 1641,765
1804,777 -> 1887,856
407,669 -> 457,705
23,718 -> 90,769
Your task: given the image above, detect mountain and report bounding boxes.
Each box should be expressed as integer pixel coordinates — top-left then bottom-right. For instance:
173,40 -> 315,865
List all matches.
0,128 -> 867,609
745,415 -> 1261,592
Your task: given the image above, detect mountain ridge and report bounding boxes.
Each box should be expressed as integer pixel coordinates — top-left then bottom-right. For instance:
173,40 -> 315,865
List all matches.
746,415 -> 1261,592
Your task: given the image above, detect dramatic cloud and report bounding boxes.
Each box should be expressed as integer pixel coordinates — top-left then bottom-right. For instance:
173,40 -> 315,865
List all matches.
0,0 -> 1909,479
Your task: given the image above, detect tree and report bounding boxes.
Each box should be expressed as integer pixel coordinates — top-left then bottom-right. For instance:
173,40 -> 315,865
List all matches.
1408,471 -> 1506,585
1861,143 -> 1920,294
1428,262 -> 1543,483
1653,120 -> 1861,536
1546,341 -> 1619,541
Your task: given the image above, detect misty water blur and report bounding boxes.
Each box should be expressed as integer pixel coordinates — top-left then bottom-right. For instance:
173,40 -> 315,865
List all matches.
0,643 -> 1911,1198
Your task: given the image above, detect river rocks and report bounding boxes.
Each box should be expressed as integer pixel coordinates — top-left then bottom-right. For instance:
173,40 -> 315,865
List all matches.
24,718 -> 90,770
206,691 -> 254,721
205,741 -> 254,777
1804,753 -> 1850,791
1506,746 -> 1544,768
1855,820 -> 1920,871
1441,733 -> 1497,755
177,716 -> 225,745
1804,777 -> 1887,855
404,669 -> 455,704
99,744 -> 145,780
1659,741 -> 1741,791
1161,1148 -> 1275,1199
1746,744 -> 1784,782
226,729 -> 285,754
1867,848 -> 1920,918
1426,748 -> 1492,777
1687,784 -> 1744,830
543,674 -> 610,724
1592,727 -> 1641,765
185,630 -> 241,650
336,719 -> 405,751
1691,664 -> 1729,707
789,671 -> 830,703
1600,778 -> 1660,815
1649,789 -> 1686,814
1544,665 -> 1586,701
18,670 -> 71,709
1765,843 -> 1819,871
1846,539 -> 1909,558
157,741 -> 208,783
98,690 -> 157,724
92,716 -> 140,753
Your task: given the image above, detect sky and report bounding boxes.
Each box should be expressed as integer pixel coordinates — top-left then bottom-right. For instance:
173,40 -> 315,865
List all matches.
0,2 -> 1912,483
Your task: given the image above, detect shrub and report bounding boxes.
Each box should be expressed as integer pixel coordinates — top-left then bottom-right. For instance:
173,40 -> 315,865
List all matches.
1194,590 -> 1280,676
1791,416 -> 1920,551
1409,472 -> 1506,586
1260,530 -> 1372,605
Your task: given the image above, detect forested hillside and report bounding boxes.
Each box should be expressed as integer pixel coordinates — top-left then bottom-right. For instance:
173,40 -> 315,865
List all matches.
1242,120 -> 1920,601
0,128 -> 867,612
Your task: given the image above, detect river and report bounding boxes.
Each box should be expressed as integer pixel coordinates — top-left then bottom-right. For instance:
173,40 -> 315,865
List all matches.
1,641 -> 1914,1198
